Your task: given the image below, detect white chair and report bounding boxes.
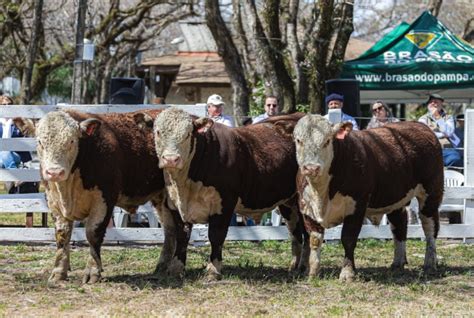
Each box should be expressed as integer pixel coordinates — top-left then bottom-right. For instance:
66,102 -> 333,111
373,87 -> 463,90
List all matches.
407,169 -> 465,224
440,170 -> 465,217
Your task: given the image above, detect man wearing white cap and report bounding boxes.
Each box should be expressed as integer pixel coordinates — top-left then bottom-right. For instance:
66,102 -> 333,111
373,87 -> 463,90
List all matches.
206,94 -> 234,127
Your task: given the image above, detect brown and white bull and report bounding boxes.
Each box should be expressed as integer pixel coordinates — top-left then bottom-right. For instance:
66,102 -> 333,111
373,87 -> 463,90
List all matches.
293,115 -> 443,281
15,110 -> 175,284
136,108 -> 308,279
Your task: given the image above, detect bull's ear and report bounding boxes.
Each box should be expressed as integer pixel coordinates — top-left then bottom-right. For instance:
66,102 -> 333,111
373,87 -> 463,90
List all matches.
13,117 -> 37,137
80,118 -> 101,137
194,117 -> 214,134
133,112 -> 154,130
333,121 -> 353,140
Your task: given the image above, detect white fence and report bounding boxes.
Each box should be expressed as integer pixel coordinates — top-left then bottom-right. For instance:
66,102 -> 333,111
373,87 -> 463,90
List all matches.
0,105 -> 473,242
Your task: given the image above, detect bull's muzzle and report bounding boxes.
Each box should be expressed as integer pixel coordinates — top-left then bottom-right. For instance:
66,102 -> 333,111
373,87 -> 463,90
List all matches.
161,154 -> 182,169
44,167 -> 66,182
301,164 -> 321,177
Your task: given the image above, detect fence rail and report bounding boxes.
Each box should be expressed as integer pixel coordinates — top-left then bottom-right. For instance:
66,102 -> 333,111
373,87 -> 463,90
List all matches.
0,105 -> 473,242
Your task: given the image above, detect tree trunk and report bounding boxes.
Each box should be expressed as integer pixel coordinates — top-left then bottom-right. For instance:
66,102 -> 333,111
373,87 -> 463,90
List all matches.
309,0 -> 334,114
71,0 -> 87,104
205,0 -> 250,125
428,0 -> 443,17
20,0 -> 43,104
243,0 -> 295,113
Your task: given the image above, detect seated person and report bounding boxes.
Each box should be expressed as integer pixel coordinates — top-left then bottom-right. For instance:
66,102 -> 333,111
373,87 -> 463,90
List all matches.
418,94 -> 462,167
252,95 -> 279,123
366,100 -> 399,129
0,94 -> 34,193
206,94 -> 234,127
323,93 -> 359,130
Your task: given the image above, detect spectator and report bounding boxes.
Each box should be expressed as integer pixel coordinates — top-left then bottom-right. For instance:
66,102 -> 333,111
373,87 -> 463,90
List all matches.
455,114 -> 465,149
366,100 -> 399,129
323,93 -> 359,130
206,94 -> 234,127
252,95 -> 279,123
0,93 -> 34,192
418,94 -> 462,167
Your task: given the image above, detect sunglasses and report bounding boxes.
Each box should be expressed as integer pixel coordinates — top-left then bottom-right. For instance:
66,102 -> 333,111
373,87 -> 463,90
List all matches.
266,104 -> 277,107
372,106 -> 384,113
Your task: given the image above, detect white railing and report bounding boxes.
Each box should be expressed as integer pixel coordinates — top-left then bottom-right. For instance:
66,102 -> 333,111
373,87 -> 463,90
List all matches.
0,105 -> 473,242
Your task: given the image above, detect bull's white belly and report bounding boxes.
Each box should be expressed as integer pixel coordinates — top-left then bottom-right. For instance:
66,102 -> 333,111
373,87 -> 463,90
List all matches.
46,169 -> 106,222
166,176 -> 223,224
365,184 -> 427,224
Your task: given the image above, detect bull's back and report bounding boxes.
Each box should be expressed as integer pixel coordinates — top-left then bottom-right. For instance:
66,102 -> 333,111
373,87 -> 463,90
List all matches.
69,110 -> 164,201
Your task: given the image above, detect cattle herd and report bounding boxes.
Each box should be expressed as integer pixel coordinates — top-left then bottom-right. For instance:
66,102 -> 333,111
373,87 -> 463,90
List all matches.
13,107 -> 443,284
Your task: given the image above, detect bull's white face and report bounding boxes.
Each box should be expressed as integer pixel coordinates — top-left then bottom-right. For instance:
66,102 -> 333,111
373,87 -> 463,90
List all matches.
294,115 -> 335,179
153,108 -> 195,170
35,111 -> 100,182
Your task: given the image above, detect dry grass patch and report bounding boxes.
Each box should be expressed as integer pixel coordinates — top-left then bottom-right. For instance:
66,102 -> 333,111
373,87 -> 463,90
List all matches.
0,239 -> 472,317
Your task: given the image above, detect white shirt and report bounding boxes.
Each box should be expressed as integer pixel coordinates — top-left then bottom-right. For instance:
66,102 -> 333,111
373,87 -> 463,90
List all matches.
210,114 -> 234,128
252,113 -> 270,124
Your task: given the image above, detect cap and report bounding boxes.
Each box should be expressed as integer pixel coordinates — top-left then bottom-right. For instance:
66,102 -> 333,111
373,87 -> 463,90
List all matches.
456,114 -> 464,121
325,93 -> 344,105
427,93 -> 444,103
207,94 -> 225,106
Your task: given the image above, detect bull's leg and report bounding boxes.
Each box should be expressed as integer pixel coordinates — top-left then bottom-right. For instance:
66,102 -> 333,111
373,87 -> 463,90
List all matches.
82,204 -> 111,284
279,201 -> 309,272
153,196 -> 177,273
386,208 -> 408,270
206,212 -> 233,280
49,212 -> 73,283
303,215 -> 325,278
418,196 -> 440,272
340,211 -> 365,282
167,212 -> 192,277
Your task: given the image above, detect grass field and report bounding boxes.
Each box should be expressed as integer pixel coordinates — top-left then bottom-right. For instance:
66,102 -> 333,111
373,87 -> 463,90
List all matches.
0,239 -> 472,317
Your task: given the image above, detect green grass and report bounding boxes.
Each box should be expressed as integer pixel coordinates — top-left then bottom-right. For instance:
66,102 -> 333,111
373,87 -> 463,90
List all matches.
0,239 -> 472,317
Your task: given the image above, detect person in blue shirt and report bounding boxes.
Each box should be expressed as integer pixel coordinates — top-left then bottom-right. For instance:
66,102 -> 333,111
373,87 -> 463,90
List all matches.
323,93 -> 359,130
0,94 -> 32,169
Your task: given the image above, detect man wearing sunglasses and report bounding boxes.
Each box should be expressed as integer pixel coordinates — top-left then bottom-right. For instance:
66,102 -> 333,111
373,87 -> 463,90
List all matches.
418,93 -> 462,167
252,95 -> 279,124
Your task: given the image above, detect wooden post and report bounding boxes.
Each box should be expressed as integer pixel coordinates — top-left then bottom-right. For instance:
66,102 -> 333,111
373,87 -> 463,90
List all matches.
464,109 -> 474,227
26,213 -> 33,228
71,0 -> 88,104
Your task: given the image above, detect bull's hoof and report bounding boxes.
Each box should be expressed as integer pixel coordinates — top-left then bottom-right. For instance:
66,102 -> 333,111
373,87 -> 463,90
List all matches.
289,259 -> 299,272
205,263 -> 222,281
82,268 -> 101,284
166,257 -> 185,278
390,259 -> 407,271
154,262 -> 169,275
339,266 -> 355,282
47,271 -> 68,285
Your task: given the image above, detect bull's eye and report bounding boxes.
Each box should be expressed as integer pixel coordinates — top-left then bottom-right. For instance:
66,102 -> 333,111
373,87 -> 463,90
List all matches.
155,130 -> 160,137
37,139 -> 43,149
295,138 -> 302,145
322,139 -> 330,148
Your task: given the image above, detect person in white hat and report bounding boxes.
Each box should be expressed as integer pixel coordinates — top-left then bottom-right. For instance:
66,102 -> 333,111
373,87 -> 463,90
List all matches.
206,94 -> 234,127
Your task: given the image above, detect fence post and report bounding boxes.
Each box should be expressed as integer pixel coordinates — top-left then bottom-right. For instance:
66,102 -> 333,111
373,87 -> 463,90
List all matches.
464,109 -> 474,228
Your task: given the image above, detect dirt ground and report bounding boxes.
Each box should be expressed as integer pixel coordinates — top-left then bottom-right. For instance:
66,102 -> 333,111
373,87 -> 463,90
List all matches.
0,239 -> 472,317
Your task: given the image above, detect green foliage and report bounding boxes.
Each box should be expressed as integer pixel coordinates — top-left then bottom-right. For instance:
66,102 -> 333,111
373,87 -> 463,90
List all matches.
46,66 -> 72,98
248,80 -> 266,117
296,104 -> 310,113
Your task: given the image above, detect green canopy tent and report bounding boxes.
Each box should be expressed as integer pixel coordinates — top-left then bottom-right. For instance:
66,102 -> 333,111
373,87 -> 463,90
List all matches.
341,11 -> 474,104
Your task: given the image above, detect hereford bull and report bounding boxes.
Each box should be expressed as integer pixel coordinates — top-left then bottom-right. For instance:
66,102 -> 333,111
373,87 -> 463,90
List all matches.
293,115 -> 443,281
135,108 -> 308,279
14,110 -> 175,284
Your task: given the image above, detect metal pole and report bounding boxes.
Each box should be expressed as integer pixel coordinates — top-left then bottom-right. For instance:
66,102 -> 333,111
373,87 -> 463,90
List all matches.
71,0 -> 87,104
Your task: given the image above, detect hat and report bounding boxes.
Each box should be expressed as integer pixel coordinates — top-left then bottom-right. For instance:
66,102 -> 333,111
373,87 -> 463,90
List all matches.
207,94 -> 225,106
456,114 -> 464,121
427,93 -> 444,103
325,93 -> 344,105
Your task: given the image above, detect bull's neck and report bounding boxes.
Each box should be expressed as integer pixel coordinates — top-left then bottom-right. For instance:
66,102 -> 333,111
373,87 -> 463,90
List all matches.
48,170 -> 83,220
